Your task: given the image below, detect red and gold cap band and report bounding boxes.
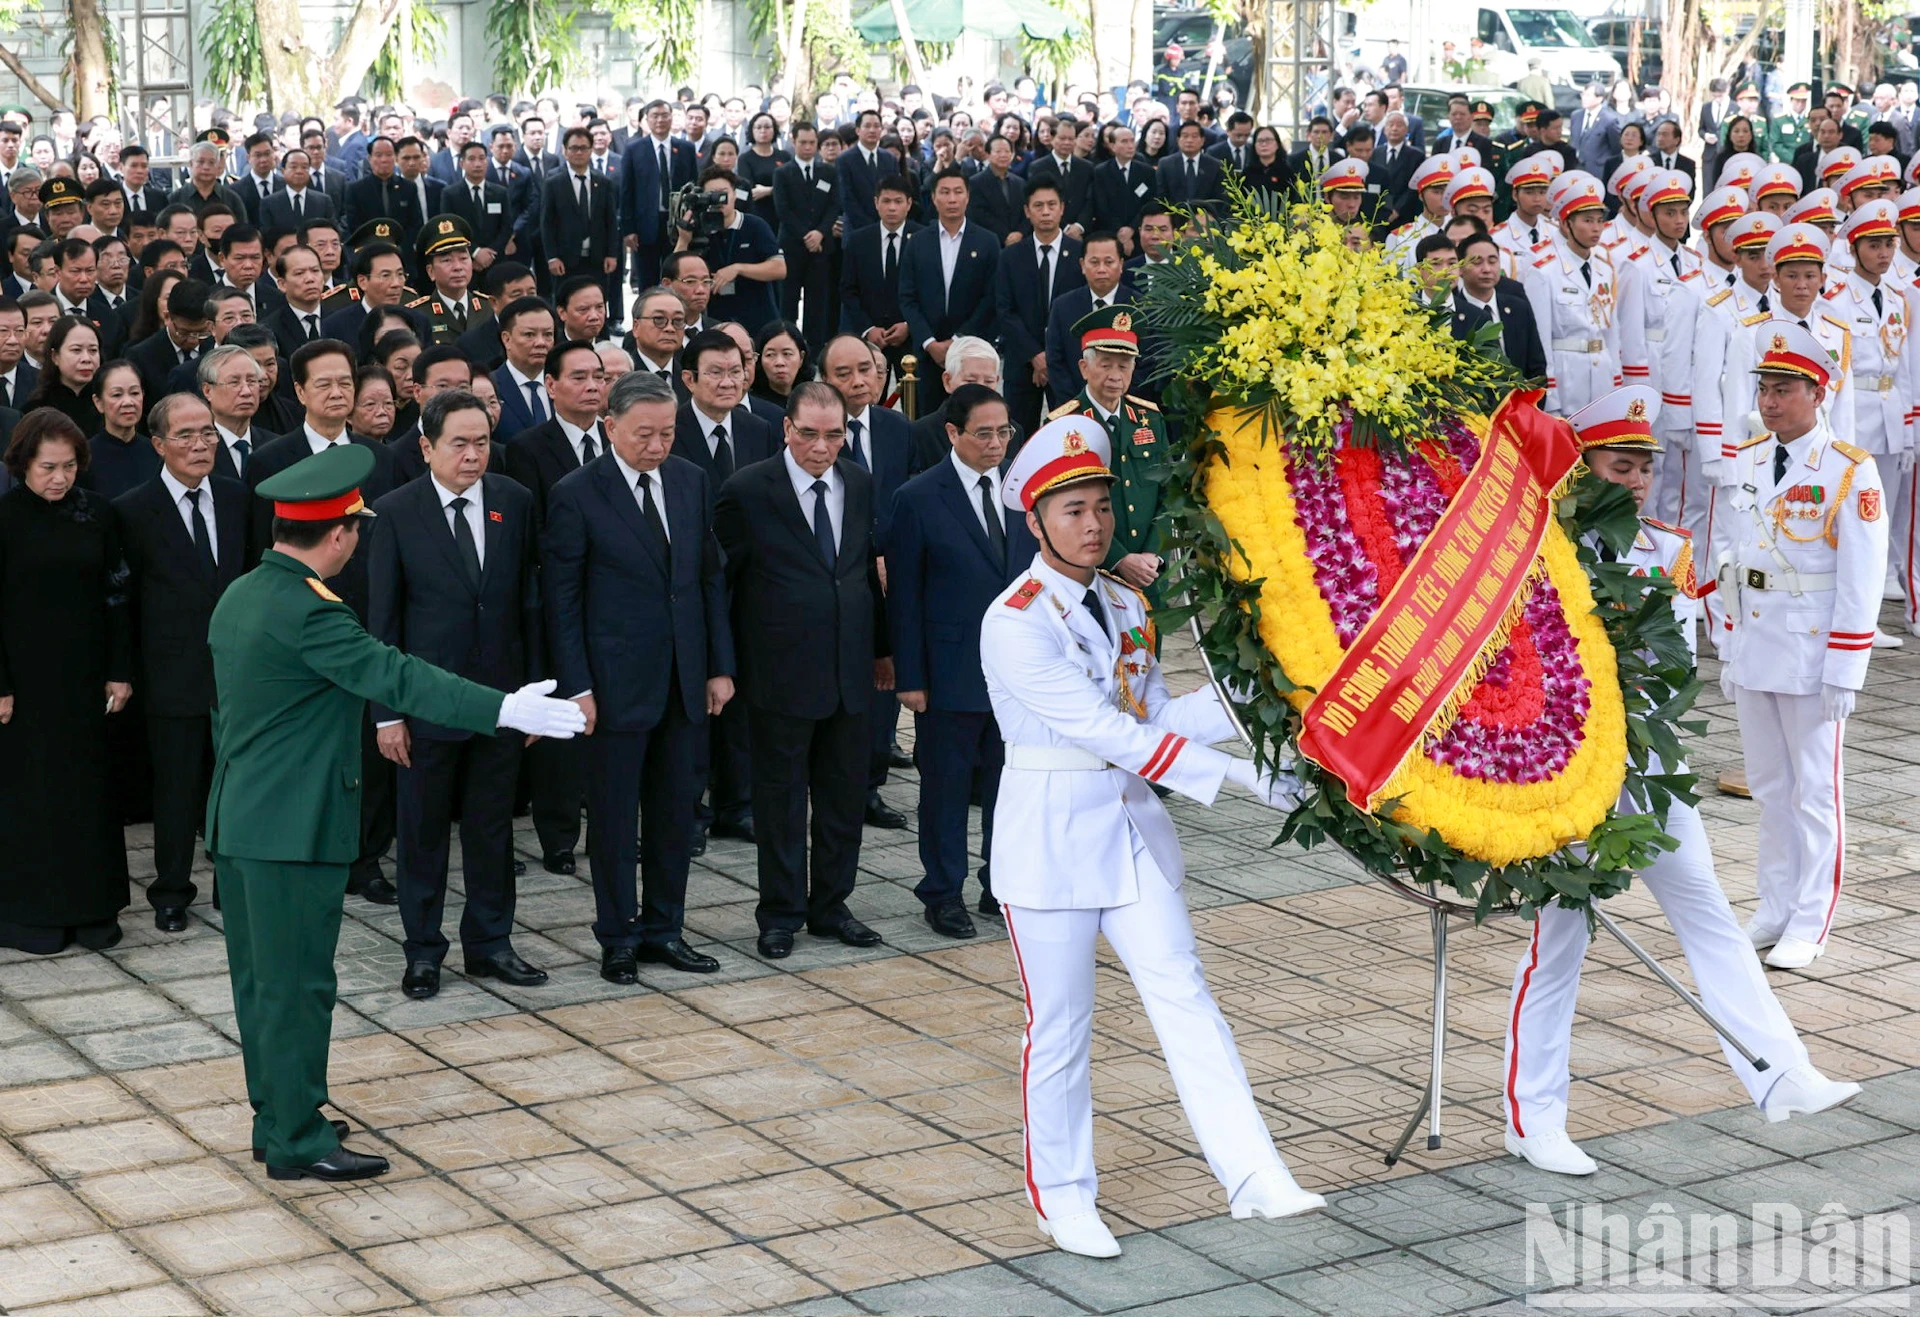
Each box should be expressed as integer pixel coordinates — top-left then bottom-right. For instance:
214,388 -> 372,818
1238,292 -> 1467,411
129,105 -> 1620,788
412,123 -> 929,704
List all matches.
274,489 -> 367,521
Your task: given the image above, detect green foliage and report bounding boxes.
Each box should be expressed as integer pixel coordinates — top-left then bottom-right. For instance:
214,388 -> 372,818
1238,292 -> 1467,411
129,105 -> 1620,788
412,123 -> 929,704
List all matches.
200,0 -> 268,107
486,0 -> 582,96
363,0 -> 448,106
611,0 -> 697,83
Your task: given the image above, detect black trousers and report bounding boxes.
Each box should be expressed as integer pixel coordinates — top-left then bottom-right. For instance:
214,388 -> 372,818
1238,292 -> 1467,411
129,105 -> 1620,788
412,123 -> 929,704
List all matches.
781,246 -> 833,349
353,722 -> 394,884
748,702 -> 867,933
147,713 -> 213,909
586,696 -> 698,948
529,735 -> 586,857
395,730 -> 522,964
868,691 -> 899,790
913,709 -> 1001,909
693,694 -> 753,829
1004,369 -> 1047,440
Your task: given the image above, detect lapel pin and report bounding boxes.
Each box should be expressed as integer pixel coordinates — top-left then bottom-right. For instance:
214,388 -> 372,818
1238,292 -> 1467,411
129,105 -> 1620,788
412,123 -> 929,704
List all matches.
488,510 -> 504,523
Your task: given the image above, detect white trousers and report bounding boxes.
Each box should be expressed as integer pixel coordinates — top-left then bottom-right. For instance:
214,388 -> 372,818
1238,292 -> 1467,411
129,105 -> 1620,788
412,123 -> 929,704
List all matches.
1003,873 -> 1287,1220
1737,686 -> 1847,944
1502,794 -> 1810,1137
1651,426 -> 1706,532
1899,460 -> 1920,619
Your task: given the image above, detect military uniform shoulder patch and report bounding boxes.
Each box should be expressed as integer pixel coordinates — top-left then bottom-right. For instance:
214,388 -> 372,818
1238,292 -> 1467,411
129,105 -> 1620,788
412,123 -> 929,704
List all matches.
1533,252 -> 1556,268
1124,395 -> 1158,412
1706,288 -> 1733,307
1641,516 -> 1691,538
1735,433 -> 1775,450
1004,578 -> 1044,610
304,578 -> 344,604
405,293 -> 432,308
1047,400 -> 1084,420
1859,487 -> 1883,521
1679,268 -> 1700,281
1097,568 -> 1152,612
1820,312 -> 1849,331
1831,438 -> 1869,464
1740,311 -> 1772,326
1822,284 -> 1844,299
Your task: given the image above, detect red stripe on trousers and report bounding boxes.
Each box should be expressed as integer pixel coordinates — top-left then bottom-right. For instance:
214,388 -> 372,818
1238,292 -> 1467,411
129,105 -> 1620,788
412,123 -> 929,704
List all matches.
1003,909 -> 1047,1219
1506,924 -> 1542,1137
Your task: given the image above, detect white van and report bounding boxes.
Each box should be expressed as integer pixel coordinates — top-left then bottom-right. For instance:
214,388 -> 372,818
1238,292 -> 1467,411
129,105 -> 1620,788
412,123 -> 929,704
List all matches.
1470,5 -> 1623,94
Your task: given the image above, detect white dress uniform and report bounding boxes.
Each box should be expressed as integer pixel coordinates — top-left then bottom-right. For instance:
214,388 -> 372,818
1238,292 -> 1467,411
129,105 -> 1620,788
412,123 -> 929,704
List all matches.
1504,387 -> 1838,1172
1616,173 -> 1707,524
1386,156 -> 1455,273
1714,327 -> 1889,962
1496,155 -> 1560,271
982,418 -> 1320,1245
1524,173 -> 1620,417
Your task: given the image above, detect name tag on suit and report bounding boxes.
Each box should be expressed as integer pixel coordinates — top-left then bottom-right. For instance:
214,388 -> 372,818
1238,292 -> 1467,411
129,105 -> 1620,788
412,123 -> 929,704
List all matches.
487,202 -> 501,213
816,178 -> 832,193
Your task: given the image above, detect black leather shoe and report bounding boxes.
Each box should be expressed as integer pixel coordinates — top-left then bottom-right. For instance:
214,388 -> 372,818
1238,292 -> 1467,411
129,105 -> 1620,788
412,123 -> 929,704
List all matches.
512,858 -> 527,876
710,816 -> 757,843
599,947 -> 638,985
811,917 -> 884,947
636,938 -> 720,973
690,829 -> 708,858
888,743 -> 915,769
543,851 -> 576,876
757,929 -> 794,959
464,950 -> 548,986
925,902 -> 977,939
266,1146 -> 390,1181
401,960 -> 440,1000
153,906 -> 188,933
864,792 -> 908,829
253,1119 -> 350,1162
357,876 -> 398,906
977,893 -> 1002,919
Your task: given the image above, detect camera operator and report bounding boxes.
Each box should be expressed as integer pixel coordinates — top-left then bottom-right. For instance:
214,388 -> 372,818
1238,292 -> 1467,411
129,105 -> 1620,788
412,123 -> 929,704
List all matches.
673,166 -> 786,336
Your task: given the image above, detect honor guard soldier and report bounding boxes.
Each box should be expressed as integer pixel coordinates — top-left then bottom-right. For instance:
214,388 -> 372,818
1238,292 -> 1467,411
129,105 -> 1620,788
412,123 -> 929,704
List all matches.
1770,83 -> 1814,163
207,445 -> 584,1181
1601,156 -> 1653,256
981,417 -> 1325,1257
1893,188 -> 1920,285
1048,304 -> 1171,605
1717,153 -> 1768,199
1694,213 -> 1781,504
1320,158 -> 1370,229
1497,154 -> 1560,268
1748,163 -> 1803,219
1616,169 -> 1707,523
1523,170 -> 1619,417
1695,185 -> 1750,289
1502,385 -> 1858,1178
406,214 -> 492,345
1714,325 -> 1889,969
1817,148 -> 1862,196
1386,154 -> 1455,271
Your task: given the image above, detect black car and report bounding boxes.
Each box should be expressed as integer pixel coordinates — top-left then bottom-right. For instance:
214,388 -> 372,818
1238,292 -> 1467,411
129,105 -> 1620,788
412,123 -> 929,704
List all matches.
1153,6 -> 1254,105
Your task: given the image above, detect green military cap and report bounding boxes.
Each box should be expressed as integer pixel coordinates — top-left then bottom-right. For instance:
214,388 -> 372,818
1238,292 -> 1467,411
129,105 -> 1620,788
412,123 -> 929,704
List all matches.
1789,81 -> 1813,95
350,217 -> 404,248
1736,82 -> 1761,98
1514,100 -> 1541,124
196,126 -> 232,146
38,176 -> 83,209
1470,99 -> 1494,120
418,212 -> 473,261
1071,302 -> 1140,357
256,444 -> 379,521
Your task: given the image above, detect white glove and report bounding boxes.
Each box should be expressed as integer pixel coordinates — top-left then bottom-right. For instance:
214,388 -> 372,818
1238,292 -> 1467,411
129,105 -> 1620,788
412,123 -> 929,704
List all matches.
1821,683 -> 1856,725
1225,756 -> 1303,811
1719,665 -> 1737,704
1900,448 -> 1917,474
496,679 -> 587,738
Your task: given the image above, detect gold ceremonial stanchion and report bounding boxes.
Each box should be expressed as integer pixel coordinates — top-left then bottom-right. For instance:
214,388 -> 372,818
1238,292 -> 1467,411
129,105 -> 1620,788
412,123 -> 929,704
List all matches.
900,354 -> 919,420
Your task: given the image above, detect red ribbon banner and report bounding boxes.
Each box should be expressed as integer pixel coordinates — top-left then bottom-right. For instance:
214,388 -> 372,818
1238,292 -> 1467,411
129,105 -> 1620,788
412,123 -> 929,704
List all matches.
1296,390 -> 1584,810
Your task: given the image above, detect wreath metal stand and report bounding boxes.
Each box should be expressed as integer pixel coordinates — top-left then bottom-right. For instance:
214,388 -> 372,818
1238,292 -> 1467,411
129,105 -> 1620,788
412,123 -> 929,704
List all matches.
1190,621 -> 1772,1169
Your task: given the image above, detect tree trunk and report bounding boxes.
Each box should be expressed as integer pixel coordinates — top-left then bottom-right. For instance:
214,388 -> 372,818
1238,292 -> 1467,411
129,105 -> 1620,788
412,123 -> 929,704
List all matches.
0,43 -> 64,111
782,0 -> 808,99
1129,0 -> 1151,84
1662,0 -> 1704,153
67,0 -> 112,120
258,0 -> 330,111
330,0 -> 408,104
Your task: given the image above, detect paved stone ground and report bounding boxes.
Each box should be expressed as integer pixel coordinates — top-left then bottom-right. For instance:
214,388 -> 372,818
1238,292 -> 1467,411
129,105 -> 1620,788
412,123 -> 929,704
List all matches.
1,626 -> 1918,1315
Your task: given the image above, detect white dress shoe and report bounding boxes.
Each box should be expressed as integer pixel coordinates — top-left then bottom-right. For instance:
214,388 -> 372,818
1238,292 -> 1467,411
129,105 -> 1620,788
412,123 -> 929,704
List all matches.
1505,1128 -> 1598,1176
1743,919 -> 1783,951
1763,1064 -> 1862,1123
1764,936 -> 1826,969
1229,1165 -> 1327,1220
1872,627 -> 1904,649
1037,1210 -> 1121,1258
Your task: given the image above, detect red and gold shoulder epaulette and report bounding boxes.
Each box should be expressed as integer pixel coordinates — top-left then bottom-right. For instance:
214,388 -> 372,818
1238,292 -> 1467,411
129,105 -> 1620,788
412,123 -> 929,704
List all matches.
1641,517 -> 1691,538
405,293 -> 432,308
1822,284 -> 1844,298
305,578 -> 344,603
1678,268 -> 1700,281
1004,578 -> 1044,610
1532,252 -> 1556,268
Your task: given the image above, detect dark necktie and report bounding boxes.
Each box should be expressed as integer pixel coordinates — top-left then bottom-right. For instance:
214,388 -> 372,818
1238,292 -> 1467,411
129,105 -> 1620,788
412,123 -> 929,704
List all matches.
1773,442 -> 1791,484
1187,157 -> 1198,197
1082,587 -> 1107,636
1798,318 -> 1809,330
847,417 -> 868,469
302,313 -> 319,341
884,230 -> 898,282
575,173 -> 588,218
659,144 -> 671,209
472,185 -> 483,211
525,380 -> 547,422
449,495 -> 481,589
290,191 -> 302,219
1529,224 -> 1539,245
811,478 -> 836,564
1758,293 -> 1770,313
232,437 -> 250,475
1038,242 -> 1053,306
186,487 -> 215,575
712,425 -> 734,479
638,474 -> 668,557
580,427 -> 597,463
1873,286 -> 1884,317
1579,260 -> 1592,288
801,163 -> 811,185
0,375 -> 8,409
1597,539 -> 1618,563
978,474 -> 1004,564
258,178 -> 270,200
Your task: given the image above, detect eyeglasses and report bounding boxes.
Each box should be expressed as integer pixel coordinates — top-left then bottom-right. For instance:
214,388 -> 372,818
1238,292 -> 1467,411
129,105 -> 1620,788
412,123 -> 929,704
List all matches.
638,313 -> 687,329
698,366 -> 745,382
162,427 -> 218,447
791,427 -> 844,444
673,275 -> 716,288
963,425 -> 1016,441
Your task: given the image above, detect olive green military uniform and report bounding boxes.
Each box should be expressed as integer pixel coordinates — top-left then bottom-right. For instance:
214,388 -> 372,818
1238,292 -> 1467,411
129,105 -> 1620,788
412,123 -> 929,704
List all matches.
208,452 -> 506,1169
1048,390 -> 1171,591
405,289 -> 491,344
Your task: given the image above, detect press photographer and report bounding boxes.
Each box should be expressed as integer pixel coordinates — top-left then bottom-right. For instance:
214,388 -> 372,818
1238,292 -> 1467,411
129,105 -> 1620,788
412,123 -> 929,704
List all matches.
672,166 -> 786,334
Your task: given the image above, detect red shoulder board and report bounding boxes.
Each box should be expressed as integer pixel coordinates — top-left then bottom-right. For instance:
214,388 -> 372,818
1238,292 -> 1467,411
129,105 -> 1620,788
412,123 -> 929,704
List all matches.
1642,517 -> 1691,538
1005,579 -> 1043,610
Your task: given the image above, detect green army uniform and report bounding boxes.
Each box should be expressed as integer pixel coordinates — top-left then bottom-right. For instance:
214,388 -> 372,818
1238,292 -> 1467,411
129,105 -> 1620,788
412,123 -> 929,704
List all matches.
1768,114 -> 1809,163
1050,387 -> 1170,589
1843,104 -> 1874,140
406,213 -> 492,344
318,284 -> 361,316
207,447 -> 506,1171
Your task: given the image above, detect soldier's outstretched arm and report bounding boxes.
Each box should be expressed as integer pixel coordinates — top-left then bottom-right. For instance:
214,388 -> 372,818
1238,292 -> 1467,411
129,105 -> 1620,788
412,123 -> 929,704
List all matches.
300,601 -> 505,737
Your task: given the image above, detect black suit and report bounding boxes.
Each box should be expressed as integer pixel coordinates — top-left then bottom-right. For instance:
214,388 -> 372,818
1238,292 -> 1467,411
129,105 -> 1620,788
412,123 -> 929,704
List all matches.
113,473 -> 247,911
837,145 -> 897,232
1288,144 -> 1345,183
119,182 -> 170,221
1373,144 -> 1425,229
773,158 -> 840,346
898,222 -> 999,414
439,178 -> 515,259
368,473 -> 542,967
1450,281 -> 1546,381
714,454 -> 886,934
996,233 -> 1085,432
125,330 -> 199,415
233,173 -> 282,225
343,172 -> 421,237
539,169 -> 618,285
1024,153 -> 1095,232
265,303 -> 326,361
259,188 -> 336,236
966,168 -> 1026,241
1089,158 -> 1158,239
546,454 -> 733,948
1156,151 -> 1227,213
211,426 -> 269,483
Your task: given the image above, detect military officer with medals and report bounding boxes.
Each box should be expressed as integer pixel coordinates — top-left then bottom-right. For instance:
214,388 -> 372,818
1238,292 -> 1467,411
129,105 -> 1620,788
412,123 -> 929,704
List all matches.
1769,83 -> 1814,164
1523,170 -> 1619,418
1714,324 -> 1890,969
981,416 -> 1325,1258
405,214 -> 492,345
1615,169 -> 1706,525
1502,386 -> 1859,1178
207,445 -> 585,1180
1496,154 -> 1560,271
1047,305 -> 1169,603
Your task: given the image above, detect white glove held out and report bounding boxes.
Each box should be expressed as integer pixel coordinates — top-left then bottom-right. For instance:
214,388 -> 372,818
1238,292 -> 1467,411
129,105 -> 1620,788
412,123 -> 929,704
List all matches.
1225,756 -> 1303,811
1719,666 -> 1737,705
497,679 -> 588,738
1821,683 -> 1855,725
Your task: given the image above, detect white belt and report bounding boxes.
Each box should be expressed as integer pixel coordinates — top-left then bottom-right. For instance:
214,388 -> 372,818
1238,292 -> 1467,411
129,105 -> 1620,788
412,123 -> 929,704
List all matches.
1004,745 -> 1111,771
1551,336 -> 1606,353
1735,566 -> 1837,592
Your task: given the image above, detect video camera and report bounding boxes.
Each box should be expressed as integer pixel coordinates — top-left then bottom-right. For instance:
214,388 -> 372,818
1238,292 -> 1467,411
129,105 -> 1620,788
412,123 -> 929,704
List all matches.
672,183 -> 729,255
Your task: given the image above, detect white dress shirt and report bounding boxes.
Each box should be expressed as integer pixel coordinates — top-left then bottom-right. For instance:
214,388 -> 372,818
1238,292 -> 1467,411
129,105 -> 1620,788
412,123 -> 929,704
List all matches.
556,414 -> 601,464
937,221 -> 967,291
692,404 -> 732,458
159,467 -> 217,562
612,449 -> 671,542
505,362 -> 547,418
1459,289 -> 1500,322
951,450 -> 1003,537
785,447 -> 844,549
432,475 -> 487,568
215,422 -> 255,470
304,422 -> 348,454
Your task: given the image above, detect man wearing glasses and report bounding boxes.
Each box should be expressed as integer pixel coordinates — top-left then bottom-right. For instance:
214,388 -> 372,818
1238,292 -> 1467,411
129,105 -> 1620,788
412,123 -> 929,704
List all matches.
112,393 -> 249,932
672,167 -> 786,335
622,285 -> 690,401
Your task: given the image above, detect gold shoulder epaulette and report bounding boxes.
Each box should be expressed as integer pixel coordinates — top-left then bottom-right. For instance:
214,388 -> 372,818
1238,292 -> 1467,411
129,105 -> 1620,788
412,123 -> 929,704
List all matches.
1735,433 -> 1774,451
1047,400 -> 1083,420
1124,395 -> 1158,412
1740,311 -> 1772,326
1641,516 -> 1691,538
1706,288 -> 1732,307
1831,438 -> 1869,463
304,578 -> 344,603
1097,569 -> 1151,611
1821,312 -> 1849,331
